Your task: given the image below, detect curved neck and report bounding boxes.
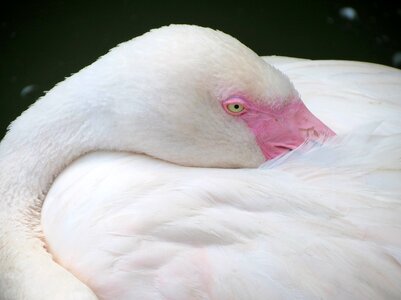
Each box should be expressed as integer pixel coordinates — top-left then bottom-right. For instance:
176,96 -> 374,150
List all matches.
0,82 -> 117,220
0,59 -> 147,298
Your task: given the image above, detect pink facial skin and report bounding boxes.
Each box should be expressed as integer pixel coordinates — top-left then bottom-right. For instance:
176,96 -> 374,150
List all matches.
222,97 -> 336,160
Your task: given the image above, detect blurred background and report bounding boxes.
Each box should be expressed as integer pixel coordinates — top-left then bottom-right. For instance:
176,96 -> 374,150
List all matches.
1,0 -> 400,138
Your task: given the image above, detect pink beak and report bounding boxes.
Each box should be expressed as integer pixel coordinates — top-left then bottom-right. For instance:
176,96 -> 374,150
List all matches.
241,100 -> 335,160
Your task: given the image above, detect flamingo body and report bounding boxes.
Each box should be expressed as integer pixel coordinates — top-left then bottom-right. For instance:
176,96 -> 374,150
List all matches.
42,57 -> 401,299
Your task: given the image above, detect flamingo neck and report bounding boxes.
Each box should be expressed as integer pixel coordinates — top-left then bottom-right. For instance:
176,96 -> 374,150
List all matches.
0,69 -> 140,297
0,98 -> 96,217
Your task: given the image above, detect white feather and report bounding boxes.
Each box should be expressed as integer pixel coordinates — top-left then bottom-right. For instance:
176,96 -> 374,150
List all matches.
42,56 -> 401,299
0,23 -> 400,300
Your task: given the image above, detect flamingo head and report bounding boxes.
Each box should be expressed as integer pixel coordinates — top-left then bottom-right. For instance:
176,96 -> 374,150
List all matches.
97,25 -> 335,167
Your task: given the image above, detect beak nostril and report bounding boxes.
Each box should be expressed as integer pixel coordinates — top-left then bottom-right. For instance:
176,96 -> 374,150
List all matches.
274,145 -> 293,152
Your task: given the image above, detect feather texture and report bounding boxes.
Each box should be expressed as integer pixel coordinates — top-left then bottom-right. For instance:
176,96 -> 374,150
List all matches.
42,57 -> 401,299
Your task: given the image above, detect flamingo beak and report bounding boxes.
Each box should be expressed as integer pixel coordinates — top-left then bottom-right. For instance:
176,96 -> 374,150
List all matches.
242,100 -> 335,160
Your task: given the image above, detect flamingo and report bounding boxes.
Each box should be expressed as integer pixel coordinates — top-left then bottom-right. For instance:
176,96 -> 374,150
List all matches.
0,25 -> 400,299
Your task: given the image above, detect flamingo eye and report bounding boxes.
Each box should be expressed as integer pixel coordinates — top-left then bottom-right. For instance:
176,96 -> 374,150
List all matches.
223,98 -> 247,115
227,103 -> 244,113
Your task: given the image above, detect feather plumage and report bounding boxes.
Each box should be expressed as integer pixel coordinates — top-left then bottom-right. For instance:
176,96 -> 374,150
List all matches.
42,57 -> 401,299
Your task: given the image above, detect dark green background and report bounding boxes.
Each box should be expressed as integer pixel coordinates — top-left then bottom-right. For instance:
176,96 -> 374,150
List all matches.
1,0 -> 400,139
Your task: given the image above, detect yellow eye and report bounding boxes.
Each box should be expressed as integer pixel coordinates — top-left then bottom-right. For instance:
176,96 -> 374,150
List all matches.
222,98 -> 247,116
226,103 -> 245,113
